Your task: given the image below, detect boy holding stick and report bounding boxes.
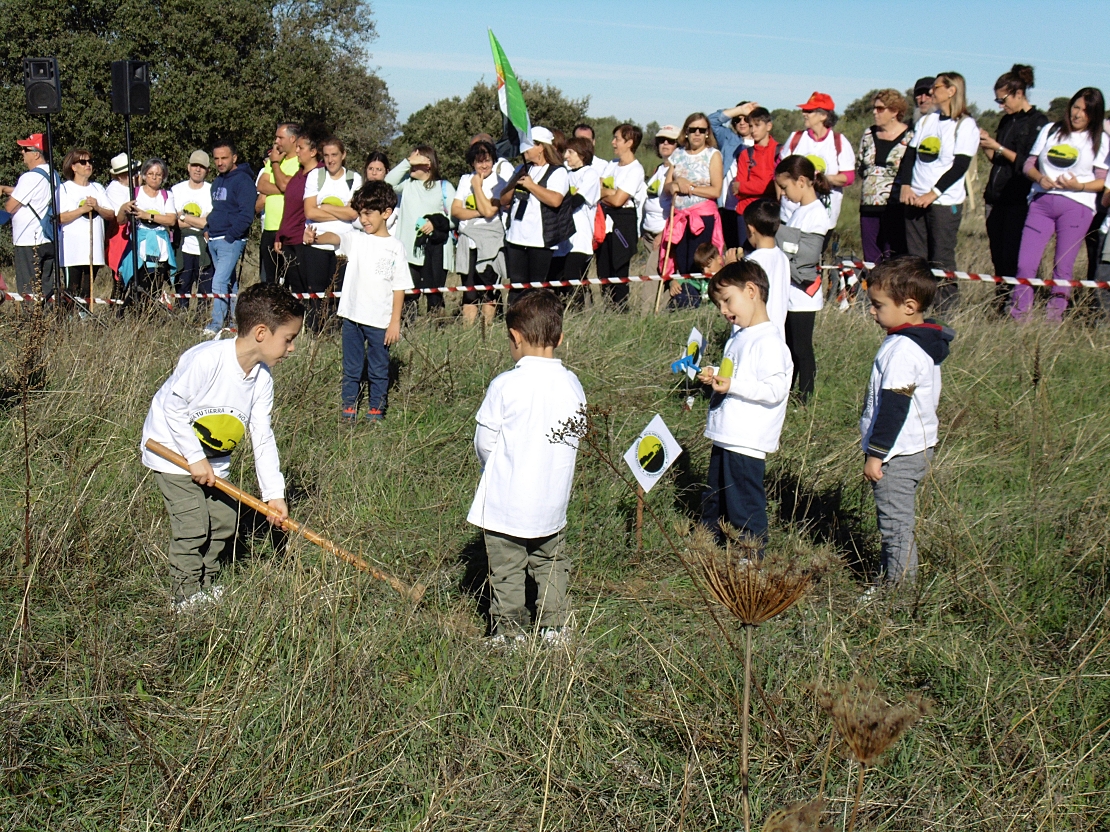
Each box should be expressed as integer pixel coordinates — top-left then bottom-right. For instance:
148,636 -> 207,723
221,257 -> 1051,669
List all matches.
141,283 -> 304,611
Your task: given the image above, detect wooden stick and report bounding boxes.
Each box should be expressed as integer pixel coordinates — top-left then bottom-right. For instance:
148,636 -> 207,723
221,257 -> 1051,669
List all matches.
654,199 -> 678,314
145,439 -> 424,602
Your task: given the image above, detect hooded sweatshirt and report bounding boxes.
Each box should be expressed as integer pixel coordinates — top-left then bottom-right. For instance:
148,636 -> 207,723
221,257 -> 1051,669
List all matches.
860,321 -> 955,461
207,164 -> 257,243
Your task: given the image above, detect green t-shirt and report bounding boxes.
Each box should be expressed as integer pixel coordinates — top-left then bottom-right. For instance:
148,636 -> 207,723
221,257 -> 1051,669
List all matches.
260,156 -> 302,232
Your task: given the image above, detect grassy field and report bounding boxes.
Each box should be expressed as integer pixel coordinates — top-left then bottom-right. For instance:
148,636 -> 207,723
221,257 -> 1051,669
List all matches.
1,214 -> 1109,831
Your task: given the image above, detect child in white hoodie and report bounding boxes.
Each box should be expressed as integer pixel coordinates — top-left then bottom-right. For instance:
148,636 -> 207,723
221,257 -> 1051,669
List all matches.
698,260 -> 793,545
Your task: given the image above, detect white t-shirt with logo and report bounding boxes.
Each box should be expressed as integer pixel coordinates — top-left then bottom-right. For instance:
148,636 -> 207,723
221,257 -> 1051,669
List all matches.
746,246 -> 790,340
170,181 -> 213,256
558,165 -> 601,256
643,163 -> 671,234
505,164 -> 569,249
134,188 -> 176,262
590,156 -> 610,176
335,230 -> 413,329
10,165 -> 54,247
57,181 -> 109,267
1028,125 -> 1110,211
779,130 -> 855,224
454,171 -> 508,247
785,200 -> 831,313
908,113 -> 980,206
304,168 -> 363,251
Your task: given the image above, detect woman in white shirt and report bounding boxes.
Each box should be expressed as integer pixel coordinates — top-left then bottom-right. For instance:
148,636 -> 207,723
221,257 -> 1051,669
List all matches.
499,126 -> 569,302
898,72 -> 979,313
641,125 -> 677,275
549,135 -> 600,306
452,140 -> 506,326
56,148 -> 113,303
303,136 -> 362,331
116,158 -> 177,302
597,124 -> 645,308
1012,87 -> 1108,321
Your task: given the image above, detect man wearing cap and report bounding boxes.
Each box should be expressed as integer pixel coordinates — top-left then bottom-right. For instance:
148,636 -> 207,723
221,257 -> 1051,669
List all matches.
203,139 -> 257,336
256,122 -> 302,284
913,77 -> 936,125
171,151 -> 214,308
1,133 -> 59,300
779,92 -> 856,226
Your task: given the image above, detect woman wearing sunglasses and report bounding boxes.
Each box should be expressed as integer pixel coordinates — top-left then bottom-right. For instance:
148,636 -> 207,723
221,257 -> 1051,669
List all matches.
857,89 -> 913,265
641,125 -> 678,274
980,64 -> 1047,314
661,113 -> 723,307
56,149 -> 114,303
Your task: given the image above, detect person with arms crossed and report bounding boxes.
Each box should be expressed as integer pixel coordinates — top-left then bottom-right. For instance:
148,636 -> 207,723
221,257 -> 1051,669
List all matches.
172,150 -> 214,309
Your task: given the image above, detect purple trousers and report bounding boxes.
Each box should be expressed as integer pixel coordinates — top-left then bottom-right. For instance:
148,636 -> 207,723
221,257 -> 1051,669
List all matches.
1012,193 -> 1094,321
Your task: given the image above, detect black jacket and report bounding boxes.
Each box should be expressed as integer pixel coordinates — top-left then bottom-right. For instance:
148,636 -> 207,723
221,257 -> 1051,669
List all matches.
984,108 -> 1049,205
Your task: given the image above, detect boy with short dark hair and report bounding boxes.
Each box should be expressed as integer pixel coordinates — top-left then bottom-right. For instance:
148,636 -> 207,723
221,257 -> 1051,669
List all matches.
304,180 -> 411,422
466,290 -> 586,645
141,283 -> 304,611
860,256 -> 954,586
698,261 -> 793,545
742,198 -> 790,339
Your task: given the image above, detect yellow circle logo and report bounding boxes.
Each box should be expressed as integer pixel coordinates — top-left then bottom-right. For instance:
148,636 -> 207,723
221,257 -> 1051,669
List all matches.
193,413 -> 245,456
918,136 -> 942,163
465,194 -> 477,209
602,176 -> 615,189
1046,144 -> 1078,169
321,196 -> 346,207
718,357 -> 734,378
637,435 -> 666,474
805,154 -> 827,173
183,202 -> 202,217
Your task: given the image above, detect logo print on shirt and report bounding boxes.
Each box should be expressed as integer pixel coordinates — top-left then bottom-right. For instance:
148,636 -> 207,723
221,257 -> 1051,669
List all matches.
917,136 -> 942,164
192,412 -> 246,457
1046,144 -> 1079,169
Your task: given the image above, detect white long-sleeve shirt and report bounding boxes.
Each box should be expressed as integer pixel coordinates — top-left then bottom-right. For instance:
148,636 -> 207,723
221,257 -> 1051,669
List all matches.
467,356 -> 586,538
704,321 -> 792,459
141,339 -> 285,500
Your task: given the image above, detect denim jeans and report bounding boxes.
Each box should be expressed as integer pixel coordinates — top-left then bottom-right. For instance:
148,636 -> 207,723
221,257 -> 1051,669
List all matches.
341,318 -> 390,412
207,237 -> 246,332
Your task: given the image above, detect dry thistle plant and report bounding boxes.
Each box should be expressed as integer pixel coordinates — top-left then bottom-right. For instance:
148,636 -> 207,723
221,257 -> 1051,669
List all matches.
759,798 -> 831,832
811,677 -> 932,832
687,525 -> 827,832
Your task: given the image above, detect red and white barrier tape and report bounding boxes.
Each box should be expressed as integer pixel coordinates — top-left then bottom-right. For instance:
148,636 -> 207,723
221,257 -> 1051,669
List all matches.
828,260 -> 1110,290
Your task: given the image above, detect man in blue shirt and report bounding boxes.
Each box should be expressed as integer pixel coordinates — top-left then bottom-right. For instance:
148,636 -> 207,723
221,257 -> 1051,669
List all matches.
204,140 -> 257,336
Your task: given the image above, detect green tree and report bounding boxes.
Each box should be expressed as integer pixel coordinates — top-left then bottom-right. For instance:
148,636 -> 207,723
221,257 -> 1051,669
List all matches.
1046,96 -> 1070,123
394,79 -> 589,181
0,0 -> 395,199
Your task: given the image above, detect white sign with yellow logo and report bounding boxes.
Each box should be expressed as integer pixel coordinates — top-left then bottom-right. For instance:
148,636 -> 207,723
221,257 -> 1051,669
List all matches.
623,414 -> 682,493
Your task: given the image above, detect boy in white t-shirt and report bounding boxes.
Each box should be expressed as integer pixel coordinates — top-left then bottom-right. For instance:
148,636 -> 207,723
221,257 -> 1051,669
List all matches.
140,283 -> 304,611
304,181 -> 411,423
467,290 -> 586,645
698,261 -> 793,547
740,199 -> 790,340
860,257 -> 954,586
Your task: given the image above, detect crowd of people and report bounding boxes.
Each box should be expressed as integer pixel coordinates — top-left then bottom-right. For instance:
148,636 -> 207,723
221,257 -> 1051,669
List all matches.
3,69 -> 1110,366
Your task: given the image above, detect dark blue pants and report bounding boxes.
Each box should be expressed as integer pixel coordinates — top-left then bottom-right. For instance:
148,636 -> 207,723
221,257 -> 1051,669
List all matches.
341,318 -> 390,413
701,445 -> 768,544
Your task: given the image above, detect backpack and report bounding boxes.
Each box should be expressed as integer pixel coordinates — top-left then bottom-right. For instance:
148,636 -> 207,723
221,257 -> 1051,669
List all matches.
316,167 -> 357,194
786,130 -> 843,167
23,167 -> 61,242
514,164 -> 574,248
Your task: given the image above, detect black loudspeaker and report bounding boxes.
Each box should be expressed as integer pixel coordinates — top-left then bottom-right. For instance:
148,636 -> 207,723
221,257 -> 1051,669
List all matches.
111,60 -> 151,116
23,57 -> 62,115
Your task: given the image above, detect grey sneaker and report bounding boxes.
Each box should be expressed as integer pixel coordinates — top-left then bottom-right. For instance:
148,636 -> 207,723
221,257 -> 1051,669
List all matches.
174,585 -> 225,614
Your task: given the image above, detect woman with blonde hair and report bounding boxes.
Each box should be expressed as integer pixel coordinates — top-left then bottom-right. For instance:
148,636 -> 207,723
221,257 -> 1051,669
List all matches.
857,89 -> 913,264
898,72 -> 979,312
661,112 -> 723,307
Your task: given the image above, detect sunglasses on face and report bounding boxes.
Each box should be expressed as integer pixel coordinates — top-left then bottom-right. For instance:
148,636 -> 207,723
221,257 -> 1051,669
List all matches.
686,126 -> 709,134
658,137 -> 677,145
873,105 -> 889,112
75,158 -> 92,165
21,147 -> 39,153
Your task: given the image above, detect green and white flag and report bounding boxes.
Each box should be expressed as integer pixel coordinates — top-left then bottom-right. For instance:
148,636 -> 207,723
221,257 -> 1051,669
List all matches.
489,29 -> 530,150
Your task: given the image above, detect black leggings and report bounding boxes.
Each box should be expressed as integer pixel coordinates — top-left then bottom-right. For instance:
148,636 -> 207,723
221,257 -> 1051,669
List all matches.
405,244 -> 447,316
785,311 -> 816,401
596,207 -> 638,307
505,242 -> 553,305
548,252 -> 592,305
296,245 -> 338,332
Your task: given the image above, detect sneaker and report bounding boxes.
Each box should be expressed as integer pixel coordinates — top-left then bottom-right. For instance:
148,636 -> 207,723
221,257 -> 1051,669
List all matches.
173,585 -> 225,614
340,407 -> 357,424
365,408 -> 384,422
539,627 -> 572,648
201,327 -> 220,339
486,632 -> 527,652
857,584 -> 884,606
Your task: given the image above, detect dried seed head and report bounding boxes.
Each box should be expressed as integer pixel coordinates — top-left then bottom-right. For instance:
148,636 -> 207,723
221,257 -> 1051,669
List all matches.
689,525 -> 825,626
811,677 -> 932,765
760,798 -> 831,832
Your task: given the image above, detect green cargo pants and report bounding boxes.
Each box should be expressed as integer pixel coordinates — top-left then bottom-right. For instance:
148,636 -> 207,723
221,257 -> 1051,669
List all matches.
484,528 -> 570,634
154,471 -> 239,602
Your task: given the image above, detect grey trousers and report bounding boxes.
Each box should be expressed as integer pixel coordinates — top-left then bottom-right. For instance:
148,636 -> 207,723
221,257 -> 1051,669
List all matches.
905,203 -> 963,314
871,449 -> 933,584
14,243 -> 57,299
155,471 -> 239,602
484,528 -> 570,633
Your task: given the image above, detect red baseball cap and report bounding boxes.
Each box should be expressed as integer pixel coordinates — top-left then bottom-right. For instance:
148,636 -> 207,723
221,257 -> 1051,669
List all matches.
16,133 -> 45,153
798,92 -> 835,112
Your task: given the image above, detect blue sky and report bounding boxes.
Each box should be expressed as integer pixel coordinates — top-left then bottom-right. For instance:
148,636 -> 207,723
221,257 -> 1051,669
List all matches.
369,0 -> 1110,127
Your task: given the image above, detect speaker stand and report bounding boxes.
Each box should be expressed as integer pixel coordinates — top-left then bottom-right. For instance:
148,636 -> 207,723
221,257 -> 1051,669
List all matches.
123,114 -> 142,297
42,114 -> 65,309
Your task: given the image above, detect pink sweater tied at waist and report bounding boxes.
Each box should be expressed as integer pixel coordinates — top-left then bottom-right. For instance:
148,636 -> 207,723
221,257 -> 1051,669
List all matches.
659,198 -> 724,278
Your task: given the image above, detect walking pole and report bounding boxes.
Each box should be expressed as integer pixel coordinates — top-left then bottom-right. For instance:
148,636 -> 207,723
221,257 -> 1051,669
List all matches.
654,199 -> 677,314
88,210 -> 95,311
145,439 -> 425,602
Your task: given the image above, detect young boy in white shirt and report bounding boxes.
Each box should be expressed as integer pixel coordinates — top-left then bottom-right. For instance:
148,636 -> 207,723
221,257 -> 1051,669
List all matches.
741,199 -> 790,341
304,181 -> 412,423
141,283 -> 304,611
698,261 -> 793,546
466,290 -> 587,644
860,256 -> 954,585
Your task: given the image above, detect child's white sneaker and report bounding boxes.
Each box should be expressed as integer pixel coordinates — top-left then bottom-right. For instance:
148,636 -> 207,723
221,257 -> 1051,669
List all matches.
485,632 -> 527,652
174,585 -> 225,614
539,627 -> 572,648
